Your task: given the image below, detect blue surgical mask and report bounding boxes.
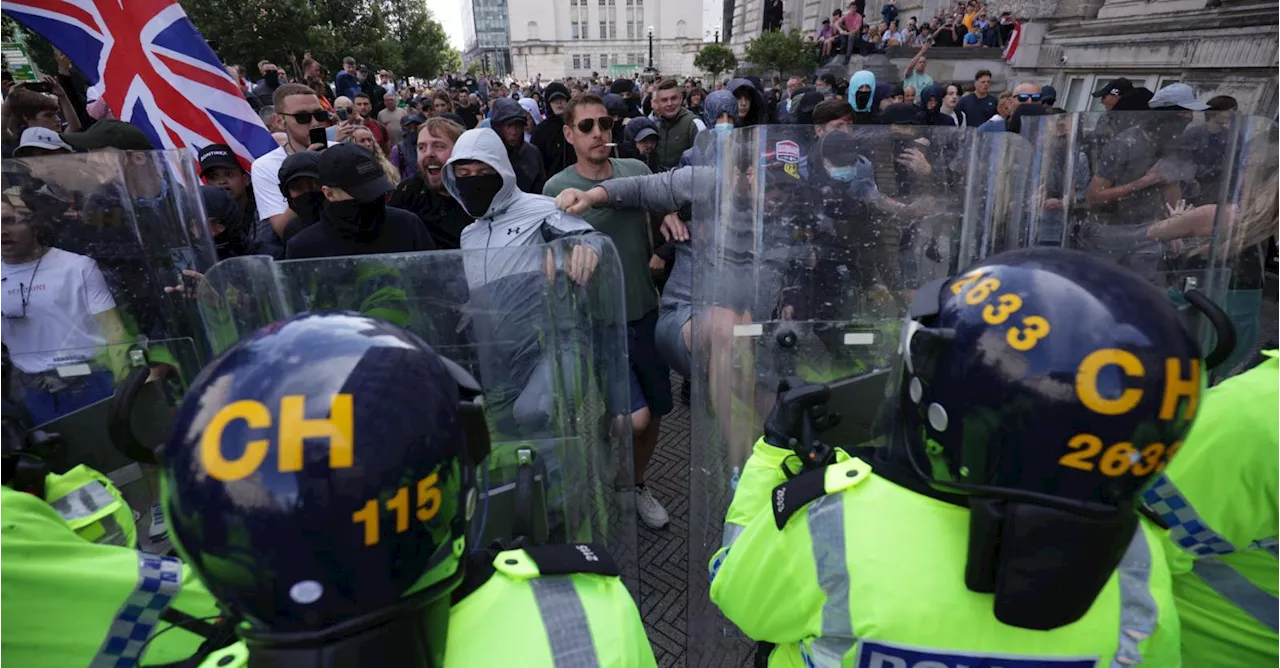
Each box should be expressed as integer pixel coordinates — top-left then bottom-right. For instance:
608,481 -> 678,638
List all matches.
715,122 -> 734,134
828,166 -> 860,182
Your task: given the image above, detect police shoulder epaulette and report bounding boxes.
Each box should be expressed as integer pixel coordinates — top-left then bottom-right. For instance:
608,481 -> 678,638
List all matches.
772,457 -> 871,530
495,543 -> 621,580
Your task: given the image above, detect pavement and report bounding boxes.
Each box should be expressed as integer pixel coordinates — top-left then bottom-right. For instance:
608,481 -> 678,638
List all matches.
631,292 -> 1279,667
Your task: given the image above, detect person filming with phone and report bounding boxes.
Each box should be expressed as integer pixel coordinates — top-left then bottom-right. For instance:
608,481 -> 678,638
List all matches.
250,84 -> 334,240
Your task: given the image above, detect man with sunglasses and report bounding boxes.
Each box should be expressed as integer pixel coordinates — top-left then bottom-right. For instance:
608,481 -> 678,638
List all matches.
543,93 -> 673,531
977,81 -> 1040,133
250,83 -> 335,240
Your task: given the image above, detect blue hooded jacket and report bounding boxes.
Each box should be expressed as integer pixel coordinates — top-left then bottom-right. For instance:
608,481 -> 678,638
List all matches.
847,70 -> 876,113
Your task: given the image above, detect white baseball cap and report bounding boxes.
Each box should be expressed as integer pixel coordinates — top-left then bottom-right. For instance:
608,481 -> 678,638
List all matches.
13,126 -> 74,157
1148,83 -> 1209,111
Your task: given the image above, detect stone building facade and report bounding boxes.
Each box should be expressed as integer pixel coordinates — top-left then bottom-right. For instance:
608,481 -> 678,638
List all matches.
506,0 -> 704,81
723,0 -> 1277,115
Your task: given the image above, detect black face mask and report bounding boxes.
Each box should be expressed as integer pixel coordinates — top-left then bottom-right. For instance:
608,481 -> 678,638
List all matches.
265,71 -> 280,87
325,197 -> 386,229
453,173 -> 504,218
855,90 -> 872,111
289,191 -> 326,227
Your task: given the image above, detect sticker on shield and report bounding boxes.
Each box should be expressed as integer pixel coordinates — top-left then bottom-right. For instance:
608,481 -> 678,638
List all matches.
775,140 -> 801,164
854,640 -> 1098,668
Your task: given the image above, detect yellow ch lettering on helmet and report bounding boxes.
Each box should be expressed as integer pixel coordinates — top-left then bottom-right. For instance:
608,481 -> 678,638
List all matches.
199,394 -> 355,482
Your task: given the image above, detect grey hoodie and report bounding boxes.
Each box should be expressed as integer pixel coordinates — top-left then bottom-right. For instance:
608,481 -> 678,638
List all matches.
444,128 -> 604,291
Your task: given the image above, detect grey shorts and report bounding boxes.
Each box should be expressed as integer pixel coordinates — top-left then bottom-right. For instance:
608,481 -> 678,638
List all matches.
655,301 -> 693,378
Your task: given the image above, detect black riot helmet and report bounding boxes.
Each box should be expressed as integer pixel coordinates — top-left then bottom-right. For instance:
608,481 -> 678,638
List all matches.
888,248 -> 1202,631
162,312 -> 490,668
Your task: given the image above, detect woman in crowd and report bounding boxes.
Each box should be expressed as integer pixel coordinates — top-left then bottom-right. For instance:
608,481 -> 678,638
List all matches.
347,125 -> 401,185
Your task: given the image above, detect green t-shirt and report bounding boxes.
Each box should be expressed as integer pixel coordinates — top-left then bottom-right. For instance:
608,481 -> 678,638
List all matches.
544,159 -> 658,322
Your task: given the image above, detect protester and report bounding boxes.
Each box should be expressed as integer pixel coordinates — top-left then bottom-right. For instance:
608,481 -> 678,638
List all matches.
351,93 -> 391,155
390,114 -> 425,181
811,98 -> 855,136
543,93 -> 672,530
347,126 -> 400,186
378,92 -> 408,145
284,143 -> 433,259
490,97 -> 546,194
388,117 -> 470,249
727,78 -> 767,127
11,127 -> 74,157
250,83 -> 331,238
952,71 -> 995,127
274,151 -> 325,249
652,78 -> 707,170
847,69 -> 877,123
530,82 -> 576,178
198,144 -> 258,248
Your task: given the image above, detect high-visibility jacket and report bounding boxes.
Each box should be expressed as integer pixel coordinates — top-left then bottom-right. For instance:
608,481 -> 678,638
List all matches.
1142,350 -> 1278,666
1,474 -> 221,667
201,544 -> 656,668
710,452 -> 1181,667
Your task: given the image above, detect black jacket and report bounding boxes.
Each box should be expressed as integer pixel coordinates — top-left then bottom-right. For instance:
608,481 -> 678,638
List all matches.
388,176 -> 472,250
285,204 -> 435,259
530,114 -> 575,179
491,98 -> 547,194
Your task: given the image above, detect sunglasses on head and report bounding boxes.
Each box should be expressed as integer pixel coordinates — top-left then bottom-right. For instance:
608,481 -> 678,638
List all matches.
281,109 -> 331,124
1016,93 -> 1042,102
576,116 -> 615,134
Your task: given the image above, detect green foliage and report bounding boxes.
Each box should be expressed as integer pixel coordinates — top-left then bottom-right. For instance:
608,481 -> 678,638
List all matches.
693,42 -> 737,79
440,47 -> 462,75
743,28 -> 817,77
2,15 -> 58,77
184,0 -> 453,79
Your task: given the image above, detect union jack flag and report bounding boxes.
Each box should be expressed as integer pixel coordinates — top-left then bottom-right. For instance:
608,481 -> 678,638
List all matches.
3,0 -> 277,164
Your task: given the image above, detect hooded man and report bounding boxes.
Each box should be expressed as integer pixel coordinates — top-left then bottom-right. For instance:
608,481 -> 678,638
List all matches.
443,128 -> 608,436
284,142 -> 435,259
489,97 -> 547,194
388,117 -> 471,250
847,70 -> 877,123
610,78 -> 643,118
197,185 -> 254,260
530,82 -> 576,179
726,78 -> 767,128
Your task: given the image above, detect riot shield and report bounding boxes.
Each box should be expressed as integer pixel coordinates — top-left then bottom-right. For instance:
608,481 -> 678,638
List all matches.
685,123 -> 977,664
3,337 -> 202,554
199,241 -> 639,590
957,129 -> 1035,264
1018,112 -> 1279,378
2,150 -> 219,373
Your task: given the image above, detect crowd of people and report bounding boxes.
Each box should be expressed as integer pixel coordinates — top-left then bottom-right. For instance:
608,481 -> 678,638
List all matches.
813,0 -> 1018,64
0,31 -> 1277,668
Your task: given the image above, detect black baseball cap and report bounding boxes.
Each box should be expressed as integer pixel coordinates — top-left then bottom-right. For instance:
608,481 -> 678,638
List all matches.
198,143 -> 242,176
61,119 -> 154,151
318,143 -> 392,203
1091,77 -> 1133,98
278,151 -> 321,188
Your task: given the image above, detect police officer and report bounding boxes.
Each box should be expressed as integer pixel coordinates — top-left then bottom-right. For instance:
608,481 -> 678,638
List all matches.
159,312 -> 655,668
0,399 -> 226,667
1142,349 -> 1278,666
709,248 -> 1202,666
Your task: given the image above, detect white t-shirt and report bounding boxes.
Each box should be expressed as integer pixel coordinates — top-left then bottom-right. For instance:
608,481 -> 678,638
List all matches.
1,248 -> 117,373
250,145 -> 290,220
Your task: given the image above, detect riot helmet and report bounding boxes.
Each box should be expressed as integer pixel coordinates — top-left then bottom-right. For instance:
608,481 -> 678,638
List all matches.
162,312 -> 490,667
889,247 -> 1202,630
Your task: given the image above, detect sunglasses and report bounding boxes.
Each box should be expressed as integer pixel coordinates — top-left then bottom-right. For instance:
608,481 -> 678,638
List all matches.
576,116 -> 615,134
281,109 -> 331,124
1015,93 -> 1042,102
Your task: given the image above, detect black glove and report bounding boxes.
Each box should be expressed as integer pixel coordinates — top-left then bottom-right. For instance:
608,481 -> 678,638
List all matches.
763,376 -> 834,461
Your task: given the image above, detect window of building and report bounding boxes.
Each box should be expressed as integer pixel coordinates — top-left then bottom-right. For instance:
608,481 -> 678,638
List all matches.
601,54 -> 609,67
573,55 -> 581,69
584,54 -> 592,68
676,19 -> 686,38
572,23 -> 580,39
600,20 -> 607,38
527,21 -> 539,40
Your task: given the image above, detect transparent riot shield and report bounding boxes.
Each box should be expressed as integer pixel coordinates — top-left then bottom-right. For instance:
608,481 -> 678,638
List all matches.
198,241 -> 639,590
1,150 -> 220,374
3,337 -> 201,554
1018,112 -> 1278,379
957,129 -> 1035,265
686,123 -> 976,664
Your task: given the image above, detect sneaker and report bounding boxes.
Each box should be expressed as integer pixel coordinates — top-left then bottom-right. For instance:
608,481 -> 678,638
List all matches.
149,502 -> 168,540
636,485 -> 670,530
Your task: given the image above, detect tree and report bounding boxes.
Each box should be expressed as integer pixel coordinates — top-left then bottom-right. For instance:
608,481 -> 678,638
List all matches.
744,28 -> 817,78
694,43 -> 737,80
184,0 -> 454,79
440,47 -> 462,74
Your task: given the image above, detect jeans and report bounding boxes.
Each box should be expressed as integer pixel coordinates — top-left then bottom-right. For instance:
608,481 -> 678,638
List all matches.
20,369 -> 115,427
